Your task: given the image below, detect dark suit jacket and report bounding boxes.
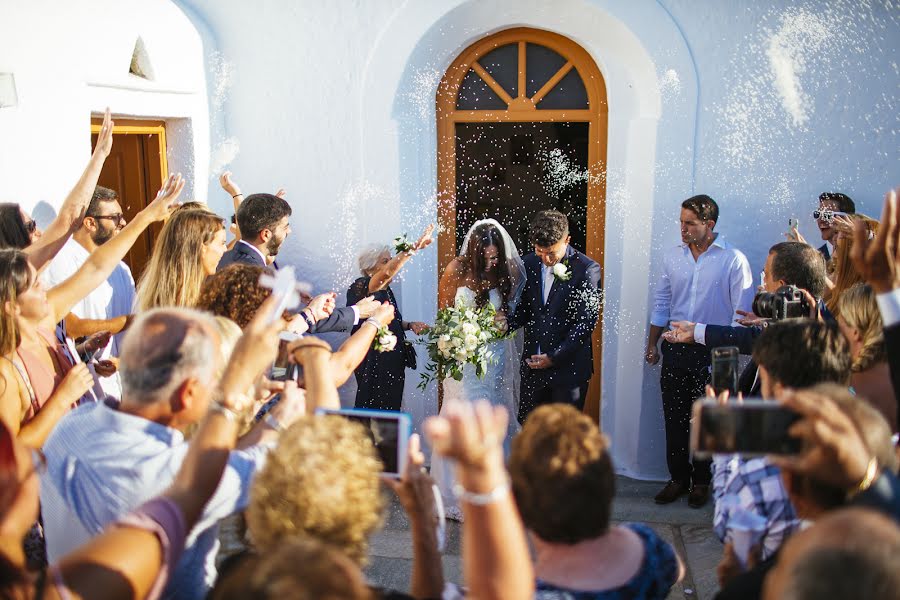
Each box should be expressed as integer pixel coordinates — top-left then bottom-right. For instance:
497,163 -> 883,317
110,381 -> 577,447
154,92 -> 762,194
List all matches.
507,246 -> 602,387
216,242 -> 355,333
817,242 -> 831,262
886,323 -> 900,427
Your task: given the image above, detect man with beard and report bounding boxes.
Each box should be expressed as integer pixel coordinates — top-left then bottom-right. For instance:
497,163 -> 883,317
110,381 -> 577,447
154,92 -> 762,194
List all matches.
218,192 -> 375,333
43,185 -> 135,399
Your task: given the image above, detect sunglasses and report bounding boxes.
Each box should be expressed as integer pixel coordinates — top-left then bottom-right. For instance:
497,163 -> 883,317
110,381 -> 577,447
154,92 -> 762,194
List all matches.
813,209 -> 848,223
89,213 -> 126,224
23,219 -> 37,234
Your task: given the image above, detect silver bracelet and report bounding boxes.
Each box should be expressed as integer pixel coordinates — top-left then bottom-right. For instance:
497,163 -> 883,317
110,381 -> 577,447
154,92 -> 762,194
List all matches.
263,412 -> 285,432
363,317 -> 381,330
451,481 -> 510,506
209,400 -> 241,423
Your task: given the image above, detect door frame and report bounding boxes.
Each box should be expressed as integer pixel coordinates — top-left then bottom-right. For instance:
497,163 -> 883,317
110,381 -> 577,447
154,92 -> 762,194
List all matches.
435,27 -> 608,422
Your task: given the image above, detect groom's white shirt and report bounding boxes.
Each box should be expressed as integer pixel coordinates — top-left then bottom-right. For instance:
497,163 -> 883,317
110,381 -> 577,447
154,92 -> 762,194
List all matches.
541,262 -> 554,304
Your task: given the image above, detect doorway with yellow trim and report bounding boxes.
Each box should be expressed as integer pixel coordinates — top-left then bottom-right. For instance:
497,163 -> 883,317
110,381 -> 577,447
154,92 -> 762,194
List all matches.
436,28 -> 608,421
90,118 -> 168,281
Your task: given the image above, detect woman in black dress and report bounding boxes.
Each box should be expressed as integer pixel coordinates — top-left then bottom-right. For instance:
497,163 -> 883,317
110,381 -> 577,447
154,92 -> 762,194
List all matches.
347,225 -> 433,411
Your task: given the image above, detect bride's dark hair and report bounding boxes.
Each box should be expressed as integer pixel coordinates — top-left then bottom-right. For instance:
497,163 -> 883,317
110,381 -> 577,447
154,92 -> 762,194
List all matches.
461,223 -> 512,312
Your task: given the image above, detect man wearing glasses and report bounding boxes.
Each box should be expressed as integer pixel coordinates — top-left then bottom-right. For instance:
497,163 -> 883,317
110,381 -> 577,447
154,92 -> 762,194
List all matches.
43,186 -> 135,400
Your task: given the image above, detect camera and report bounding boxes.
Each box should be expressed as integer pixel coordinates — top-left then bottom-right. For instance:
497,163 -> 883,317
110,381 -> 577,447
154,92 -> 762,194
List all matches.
752,285 -> 811,321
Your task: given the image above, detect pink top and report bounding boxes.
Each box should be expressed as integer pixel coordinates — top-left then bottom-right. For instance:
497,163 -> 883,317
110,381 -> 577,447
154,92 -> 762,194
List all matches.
48,497 -> 187,600
15,327 -> 75,421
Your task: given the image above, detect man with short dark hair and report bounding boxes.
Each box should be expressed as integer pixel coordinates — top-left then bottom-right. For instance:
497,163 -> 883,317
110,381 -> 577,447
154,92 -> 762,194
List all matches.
646,194 -> 754,508
218,193 -> 292,269
814,191 -> 856,262
507,209 -> 602,422
667,241 -> 828,395
43,185 -> 135,399
218,192 -> 376,333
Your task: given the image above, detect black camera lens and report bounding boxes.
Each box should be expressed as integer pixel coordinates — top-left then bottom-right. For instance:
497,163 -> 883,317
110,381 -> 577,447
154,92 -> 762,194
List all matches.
752,292 -> 777,319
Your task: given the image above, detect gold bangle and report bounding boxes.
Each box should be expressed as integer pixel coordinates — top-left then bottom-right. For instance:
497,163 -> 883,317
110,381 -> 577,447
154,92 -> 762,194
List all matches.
847,457 -> 879,500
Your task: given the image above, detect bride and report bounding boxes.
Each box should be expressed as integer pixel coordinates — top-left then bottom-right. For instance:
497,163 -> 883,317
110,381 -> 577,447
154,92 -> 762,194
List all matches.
431,219 -> 525,521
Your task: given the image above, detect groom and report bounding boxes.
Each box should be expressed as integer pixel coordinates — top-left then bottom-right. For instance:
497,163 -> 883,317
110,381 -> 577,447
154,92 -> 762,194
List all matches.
508,210 -> 602,423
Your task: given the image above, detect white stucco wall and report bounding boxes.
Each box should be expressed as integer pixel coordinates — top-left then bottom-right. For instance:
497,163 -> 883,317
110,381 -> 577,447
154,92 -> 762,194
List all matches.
3,0 -> 896,479
0,0 -> 210,221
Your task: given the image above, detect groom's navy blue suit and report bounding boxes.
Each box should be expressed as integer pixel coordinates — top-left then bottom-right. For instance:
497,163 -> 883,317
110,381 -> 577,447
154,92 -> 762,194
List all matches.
508,245 -> 602,422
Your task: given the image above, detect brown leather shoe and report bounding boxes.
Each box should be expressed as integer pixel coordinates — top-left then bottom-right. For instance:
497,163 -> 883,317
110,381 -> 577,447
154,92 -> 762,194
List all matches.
654,480 -> 688,504
688,484 -> 711,508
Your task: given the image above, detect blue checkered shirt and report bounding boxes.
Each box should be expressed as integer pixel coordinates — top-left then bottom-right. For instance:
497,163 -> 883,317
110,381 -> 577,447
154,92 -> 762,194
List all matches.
712,455 -> 801,560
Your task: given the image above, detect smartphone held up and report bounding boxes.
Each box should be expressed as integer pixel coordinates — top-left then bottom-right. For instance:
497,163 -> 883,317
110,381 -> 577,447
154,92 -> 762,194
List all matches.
690,398 -> 801,459
316,408 -> 412,479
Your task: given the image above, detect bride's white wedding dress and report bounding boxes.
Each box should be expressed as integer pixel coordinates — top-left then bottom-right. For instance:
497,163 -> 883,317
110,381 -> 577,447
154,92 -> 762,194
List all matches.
430,286 -> 521,521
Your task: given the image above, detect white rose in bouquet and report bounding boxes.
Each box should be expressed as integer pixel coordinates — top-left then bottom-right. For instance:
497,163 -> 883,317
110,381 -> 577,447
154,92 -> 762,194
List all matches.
461,322 -> 477,335
374,329 -> 397,352
464,333 -> 479,350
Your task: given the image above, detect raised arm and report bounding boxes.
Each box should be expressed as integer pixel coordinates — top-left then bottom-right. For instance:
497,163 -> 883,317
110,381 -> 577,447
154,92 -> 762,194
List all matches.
438,258 -> 463,310
64,313 -> 131,339
426,400 -> 534,600
368,224 -> 434,293
45,174 -> 184,327
53,292 -> 284,600
327,302 -> 394,386
26,110 -> 114,272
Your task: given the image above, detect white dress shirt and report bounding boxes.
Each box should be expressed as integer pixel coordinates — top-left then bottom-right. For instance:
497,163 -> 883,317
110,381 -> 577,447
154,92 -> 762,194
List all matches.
651,235 -> 754,334
877,288 -> 900,327
42,238 -> 135,399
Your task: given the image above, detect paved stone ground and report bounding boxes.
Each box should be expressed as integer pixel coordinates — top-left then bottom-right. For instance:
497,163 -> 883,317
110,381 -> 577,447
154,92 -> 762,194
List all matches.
366,476 -> 722,599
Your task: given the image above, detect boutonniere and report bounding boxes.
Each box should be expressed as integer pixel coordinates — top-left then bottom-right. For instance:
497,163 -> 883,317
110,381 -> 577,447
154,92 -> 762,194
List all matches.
373,325 -> 398,352
551,259 -> 572,282
393,233 -> 414,255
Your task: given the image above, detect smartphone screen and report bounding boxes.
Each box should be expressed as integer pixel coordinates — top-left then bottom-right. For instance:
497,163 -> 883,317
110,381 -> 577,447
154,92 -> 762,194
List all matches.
711,346 -> 739,396
691,399 -> 801,458
316,409 -> 411,478
270,331 -> 300,381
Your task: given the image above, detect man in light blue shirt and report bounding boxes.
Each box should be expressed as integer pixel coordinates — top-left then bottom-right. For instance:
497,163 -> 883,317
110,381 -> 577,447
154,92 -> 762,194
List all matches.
40,308 -> 305,600
645,195 -> 753,508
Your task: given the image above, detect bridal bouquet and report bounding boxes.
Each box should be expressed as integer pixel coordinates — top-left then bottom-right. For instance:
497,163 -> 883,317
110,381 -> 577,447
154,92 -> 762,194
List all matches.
417,301 -> 509,390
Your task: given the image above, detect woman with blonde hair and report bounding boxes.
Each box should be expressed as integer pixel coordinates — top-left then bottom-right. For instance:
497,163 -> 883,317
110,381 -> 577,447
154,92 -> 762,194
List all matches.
134,208 -> 227,311
835,282 -> 897,431
825,214 -> 878,315
0,175 -> 184,448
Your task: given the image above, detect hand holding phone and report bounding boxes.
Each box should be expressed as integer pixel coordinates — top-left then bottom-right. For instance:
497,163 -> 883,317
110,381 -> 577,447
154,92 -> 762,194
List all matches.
691,398 -> 801,458
316,408 -> 412,478
711,346 -> 739,396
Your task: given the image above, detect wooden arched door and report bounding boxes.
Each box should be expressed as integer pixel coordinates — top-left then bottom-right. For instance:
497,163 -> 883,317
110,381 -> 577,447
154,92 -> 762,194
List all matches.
436,27 -> 608,421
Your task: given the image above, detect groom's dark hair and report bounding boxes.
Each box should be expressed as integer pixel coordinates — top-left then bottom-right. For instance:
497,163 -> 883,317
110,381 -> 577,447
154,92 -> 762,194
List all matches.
236,193 -> 292,241
529,210 -> 569,247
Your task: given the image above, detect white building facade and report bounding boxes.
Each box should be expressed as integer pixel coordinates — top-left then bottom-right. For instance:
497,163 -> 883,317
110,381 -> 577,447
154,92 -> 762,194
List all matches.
1,0 -> 897,479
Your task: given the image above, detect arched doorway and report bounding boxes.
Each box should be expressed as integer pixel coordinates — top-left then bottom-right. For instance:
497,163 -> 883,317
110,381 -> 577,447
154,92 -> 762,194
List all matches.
436,27 -> 608,421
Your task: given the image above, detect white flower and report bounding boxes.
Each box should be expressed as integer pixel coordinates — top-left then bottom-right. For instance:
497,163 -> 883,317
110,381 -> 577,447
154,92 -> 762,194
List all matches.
437,335 -> 451,354
464,334 -> 479,350
455,350 -> 468,362
552,261 -> 572,281
378,331 -> 397,352
461,322 -> 477,335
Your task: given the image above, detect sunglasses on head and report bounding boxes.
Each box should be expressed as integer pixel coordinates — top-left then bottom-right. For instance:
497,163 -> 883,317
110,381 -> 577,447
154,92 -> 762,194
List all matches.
23,219 -> 37,234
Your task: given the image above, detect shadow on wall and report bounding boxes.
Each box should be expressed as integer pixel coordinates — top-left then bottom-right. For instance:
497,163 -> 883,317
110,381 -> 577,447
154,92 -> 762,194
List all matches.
32,201 -> 59,229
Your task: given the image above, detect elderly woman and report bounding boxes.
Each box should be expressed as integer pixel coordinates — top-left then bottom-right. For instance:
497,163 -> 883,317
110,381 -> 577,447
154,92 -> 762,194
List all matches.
347,225 -> 433,411
510,404 -> 684,598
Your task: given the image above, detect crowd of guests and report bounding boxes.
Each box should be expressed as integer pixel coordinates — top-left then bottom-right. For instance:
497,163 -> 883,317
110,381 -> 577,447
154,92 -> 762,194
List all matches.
0,109 -> 898,600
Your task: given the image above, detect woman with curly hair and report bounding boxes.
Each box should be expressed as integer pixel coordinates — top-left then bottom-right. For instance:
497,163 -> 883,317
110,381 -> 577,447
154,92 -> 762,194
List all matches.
509,404 -> 684,598
134,208 -> 227,311
836,282 -> 897,431
197,264 -> 395,387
